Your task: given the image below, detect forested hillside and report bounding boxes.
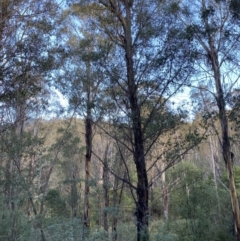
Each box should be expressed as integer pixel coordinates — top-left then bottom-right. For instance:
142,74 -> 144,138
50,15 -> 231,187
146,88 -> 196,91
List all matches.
0,0 -> 240,241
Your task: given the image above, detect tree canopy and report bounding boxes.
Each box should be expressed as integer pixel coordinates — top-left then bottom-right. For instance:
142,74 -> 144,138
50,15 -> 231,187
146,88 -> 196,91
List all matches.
0,0 -> 240,241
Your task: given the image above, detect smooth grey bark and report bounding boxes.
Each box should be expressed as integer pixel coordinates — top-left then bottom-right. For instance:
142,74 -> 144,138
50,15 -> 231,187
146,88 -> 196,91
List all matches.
197,1 -> 240,238
102,143 -> 110,232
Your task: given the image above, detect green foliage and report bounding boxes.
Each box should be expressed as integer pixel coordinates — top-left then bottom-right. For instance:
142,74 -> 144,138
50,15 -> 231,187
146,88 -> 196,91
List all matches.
230,0 -> 240,19
167,162 -> 234,241
167,2 -> 180,15
150,220 -> 178,241
43,217 -> 83,241
201,6 -> 215,20
184,25 -> 198,41
114,222 -> 136,241
149,189 -> 162,217
234,166 -> 240,186
88,228 -> 109,241
221,166 -> 240,196
1,0 -> 240,240
0,196 -> 35,241
45,189 -> 69,217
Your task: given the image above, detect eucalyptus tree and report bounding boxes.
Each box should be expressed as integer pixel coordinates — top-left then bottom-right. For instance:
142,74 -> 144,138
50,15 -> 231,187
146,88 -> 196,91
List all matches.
66,1 -> 199,240
229,89 -> 240,150
170,0 -> 240,238
0,0 -> 59,240
57,7 -> 110,235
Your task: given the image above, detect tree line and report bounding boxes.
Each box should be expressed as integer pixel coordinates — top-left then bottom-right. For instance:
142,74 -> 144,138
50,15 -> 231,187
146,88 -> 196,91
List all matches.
0,0 -> 240,240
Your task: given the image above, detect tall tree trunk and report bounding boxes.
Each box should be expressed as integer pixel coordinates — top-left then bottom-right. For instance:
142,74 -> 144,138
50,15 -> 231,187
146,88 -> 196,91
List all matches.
83,114 -> 92,229
28,153 -> 35,216
83,60 -> 92,231
97,1 -> 149,239
71,173 -> 78,218
122,3 -> 149,240
3,97 -> 27,238
5,159 -> 14,211
209,134 -> 221,218
161,165 -> 168,222
111,160 -> 126,241
112,177 -> 124,241
12,96 -> 26,212
103,143 -> 110,233
207,33 -> 240,240
199,1 -> 240,236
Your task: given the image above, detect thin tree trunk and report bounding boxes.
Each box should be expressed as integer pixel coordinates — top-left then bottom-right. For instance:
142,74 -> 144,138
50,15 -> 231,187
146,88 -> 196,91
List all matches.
28,153 -> 35,216
6,101 -> 26,212
71,173 -> 78,218
199,1 -> 240,237
11,154 -> 47,241
207,30 -> 240,241
83,60 -> 92,231
161,166 -> 168,222
29,196 -> 46,241
98,191 -> 102,227
83,115 -> 92,229
3,98 -> 27,241
209,134 -> 221,216
112,172 -> 125,241
103,143 -> 110,233
5,159 -> 14,211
